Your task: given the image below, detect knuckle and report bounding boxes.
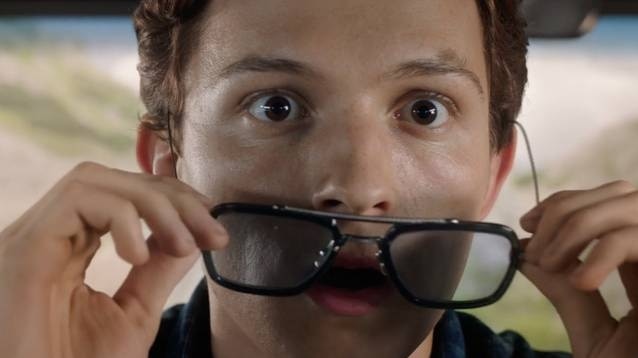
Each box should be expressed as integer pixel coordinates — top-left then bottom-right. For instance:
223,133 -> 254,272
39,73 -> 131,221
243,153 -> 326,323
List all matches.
627,190 -> 638,203
119,294 -> 153,329
145,190 -> 172,209
610,179 -> 636,194
71,161 -> 104,177
172,192 -> 191,208
543,200 -> 571,221
156,176 -> 203,200
145,172 -> 165,183
63,179 -> 89,197
175,190 -> 199,205
602,230 -> 623,244
545,190 -> 575,204
158,175 -> 189,191
152,175 -> 185,192
115,200 -> 139,220
562,210 -> 590,235
138,171 -> 159,183
538,252 -> 558,271
0,220 -> 20,242
157,174 -> 178,186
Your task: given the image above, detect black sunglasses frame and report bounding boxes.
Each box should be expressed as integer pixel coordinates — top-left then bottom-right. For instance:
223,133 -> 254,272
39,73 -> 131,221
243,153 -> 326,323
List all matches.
202,202 -> 522,309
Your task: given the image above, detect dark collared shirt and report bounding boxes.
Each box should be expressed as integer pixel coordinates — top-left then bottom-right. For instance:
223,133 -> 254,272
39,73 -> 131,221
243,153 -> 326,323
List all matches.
150,280 -> 571,358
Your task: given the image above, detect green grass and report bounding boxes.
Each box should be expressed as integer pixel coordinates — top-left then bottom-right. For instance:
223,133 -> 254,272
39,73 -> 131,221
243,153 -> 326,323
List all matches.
0,42 -> 139,157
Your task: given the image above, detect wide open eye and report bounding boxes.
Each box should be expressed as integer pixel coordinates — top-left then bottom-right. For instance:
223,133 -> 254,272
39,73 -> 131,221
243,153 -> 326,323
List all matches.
396,98 -> 450,128
247,94 -> 304,122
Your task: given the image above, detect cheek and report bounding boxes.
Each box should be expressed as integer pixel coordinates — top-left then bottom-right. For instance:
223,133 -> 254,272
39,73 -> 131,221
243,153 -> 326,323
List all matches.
396,141 -> 491,219
181,121 -> 309,203
181,108 -> 492,219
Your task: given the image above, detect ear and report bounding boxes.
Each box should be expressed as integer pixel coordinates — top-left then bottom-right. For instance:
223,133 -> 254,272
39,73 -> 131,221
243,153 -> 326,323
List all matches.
478,129 -> 517,219
136,122 -> 177,177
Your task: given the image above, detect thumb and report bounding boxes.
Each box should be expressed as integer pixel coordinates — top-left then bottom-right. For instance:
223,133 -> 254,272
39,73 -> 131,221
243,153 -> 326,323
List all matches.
113,235 -> 199,337
519,239 -> 616,357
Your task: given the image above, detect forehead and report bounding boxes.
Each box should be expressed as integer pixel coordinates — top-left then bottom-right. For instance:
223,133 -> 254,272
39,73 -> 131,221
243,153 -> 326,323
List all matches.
192,0 -> 487,90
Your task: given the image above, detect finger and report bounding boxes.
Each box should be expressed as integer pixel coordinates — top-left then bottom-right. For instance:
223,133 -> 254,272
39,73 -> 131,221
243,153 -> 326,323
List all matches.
519,260 -> 617,357
540,193 -> 638,271
171,192 -> 228,250
619,264 -> 638,309
74,185 -> 150,266
85,180 -> 197,257
525,181 -> 635,263
520,190 -> 581,232
69,162 -> 213,256
66,162 -> 213,207
96,164 -> 213,207
113,236 -> 199,335
570,227 -> 638,291
108,169 -> 223,246
21,182 -> 148,281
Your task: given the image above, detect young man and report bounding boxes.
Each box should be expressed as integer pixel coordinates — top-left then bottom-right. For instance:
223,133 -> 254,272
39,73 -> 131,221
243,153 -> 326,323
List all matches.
1,0 -> 637,357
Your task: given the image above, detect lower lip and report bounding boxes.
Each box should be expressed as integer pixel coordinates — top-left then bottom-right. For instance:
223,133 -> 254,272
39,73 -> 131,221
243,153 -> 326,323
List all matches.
306,283 -> 392,316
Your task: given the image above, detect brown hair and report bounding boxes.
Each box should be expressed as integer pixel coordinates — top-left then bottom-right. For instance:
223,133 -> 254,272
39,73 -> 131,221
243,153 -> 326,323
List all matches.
134,0 -> 527,155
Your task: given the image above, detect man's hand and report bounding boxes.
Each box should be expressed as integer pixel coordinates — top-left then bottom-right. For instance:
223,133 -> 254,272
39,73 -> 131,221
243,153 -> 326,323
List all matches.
0,162 -> 228,358
520,180 -> 638,358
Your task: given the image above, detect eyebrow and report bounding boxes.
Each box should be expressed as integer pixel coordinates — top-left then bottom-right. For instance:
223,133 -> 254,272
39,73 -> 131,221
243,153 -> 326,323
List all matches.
219,56 -> 321,80
217,50 -> 484,96
383,50 -> 484,96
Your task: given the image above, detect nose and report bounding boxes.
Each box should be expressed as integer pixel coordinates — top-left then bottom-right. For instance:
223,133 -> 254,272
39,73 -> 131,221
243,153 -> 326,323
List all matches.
311,115 -> 397,216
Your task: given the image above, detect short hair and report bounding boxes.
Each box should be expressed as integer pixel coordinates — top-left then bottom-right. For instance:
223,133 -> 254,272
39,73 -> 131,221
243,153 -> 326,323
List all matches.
134,0 -> 528,155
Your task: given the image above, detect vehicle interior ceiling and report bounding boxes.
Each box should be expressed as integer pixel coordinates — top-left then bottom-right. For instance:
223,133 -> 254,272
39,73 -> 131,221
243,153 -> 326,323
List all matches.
0,0 -> 637,38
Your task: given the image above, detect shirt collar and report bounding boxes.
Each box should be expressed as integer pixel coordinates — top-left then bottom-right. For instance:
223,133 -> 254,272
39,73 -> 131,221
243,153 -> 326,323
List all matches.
177,280 -> 468,358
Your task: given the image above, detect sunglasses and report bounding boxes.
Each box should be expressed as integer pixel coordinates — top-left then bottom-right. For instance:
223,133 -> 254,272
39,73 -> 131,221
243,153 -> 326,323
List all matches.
202,202 -> 522,309
184,121 -> 540,309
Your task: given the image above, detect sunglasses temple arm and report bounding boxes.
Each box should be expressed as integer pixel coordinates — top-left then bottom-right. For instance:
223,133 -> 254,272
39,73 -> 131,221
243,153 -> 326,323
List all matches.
168,115 -> 180,180
512,120 -> 541,205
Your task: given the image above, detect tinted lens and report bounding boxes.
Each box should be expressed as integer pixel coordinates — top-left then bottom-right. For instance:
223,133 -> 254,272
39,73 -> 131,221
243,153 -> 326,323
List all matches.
389,230 -> 513,303
210,212 -> 335,290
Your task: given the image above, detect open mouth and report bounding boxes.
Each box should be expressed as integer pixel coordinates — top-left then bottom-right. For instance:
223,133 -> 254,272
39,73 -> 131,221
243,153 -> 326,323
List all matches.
317,266 -> 388,291
307,254 -> 392,316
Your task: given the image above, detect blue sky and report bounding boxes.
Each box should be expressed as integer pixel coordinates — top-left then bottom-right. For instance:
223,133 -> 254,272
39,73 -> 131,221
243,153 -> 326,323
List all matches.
0,15 -> 636,53
532,16 -> 638,54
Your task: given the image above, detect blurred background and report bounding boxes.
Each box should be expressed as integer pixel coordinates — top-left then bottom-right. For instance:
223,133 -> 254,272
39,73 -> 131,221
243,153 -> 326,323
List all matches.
0,1 -> 637,353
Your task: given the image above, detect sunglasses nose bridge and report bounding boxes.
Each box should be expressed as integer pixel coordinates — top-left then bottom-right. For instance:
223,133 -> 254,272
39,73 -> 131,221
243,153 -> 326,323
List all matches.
340,234 -> 389,275
342,234 -> 383,243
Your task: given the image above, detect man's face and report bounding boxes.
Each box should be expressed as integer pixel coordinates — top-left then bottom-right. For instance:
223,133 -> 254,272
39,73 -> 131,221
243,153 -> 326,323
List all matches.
171,0 -> 509,356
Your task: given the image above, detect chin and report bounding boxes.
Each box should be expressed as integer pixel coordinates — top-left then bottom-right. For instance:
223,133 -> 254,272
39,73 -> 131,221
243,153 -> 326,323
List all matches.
235,291 -> 440,358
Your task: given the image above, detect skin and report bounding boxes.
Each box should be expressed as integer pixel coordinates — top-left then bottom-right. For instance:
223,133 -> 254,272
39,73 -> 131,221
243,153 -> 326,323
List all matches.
177,0 -> 501,357
0,0 -> 636,357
